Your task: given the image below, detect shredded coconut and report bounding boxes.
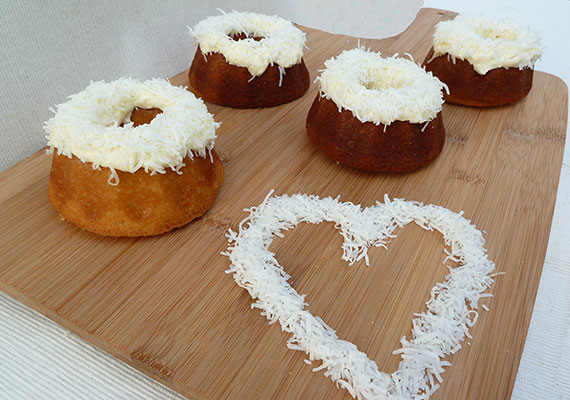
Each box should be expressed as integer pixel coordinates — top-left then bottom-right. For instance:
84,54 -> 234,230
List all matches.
224,193 -> 496,399
190,11 -> 306,77
316,48 -> 447,126
45,78 -> 219,181
432,15 -> 542,75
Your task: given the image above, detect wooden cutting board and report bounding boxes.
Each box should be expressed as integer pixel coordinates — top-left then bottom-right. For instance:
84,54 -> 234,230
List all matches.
0,8 -> 567,400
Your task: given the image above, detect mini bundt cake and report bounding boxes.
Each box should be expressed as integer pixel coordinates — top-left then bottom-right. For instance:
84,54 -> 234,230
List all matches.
188,11 -> 310,108
423,15 -> 542,107
307,48 -> 447,172
45,78 -> 224,237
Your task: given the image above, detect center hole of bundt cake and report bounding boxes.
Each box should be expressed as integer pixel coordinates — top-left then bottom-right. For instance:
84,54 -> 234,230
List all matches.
123,107 -> 163,127
230,32 -> 264,41
361,75 -> 406,91
476,27 -> 517,41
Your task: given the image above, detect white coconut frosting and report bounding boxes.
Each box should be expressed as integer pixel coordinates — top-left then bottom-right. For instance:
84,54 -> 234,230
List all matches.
432,15 -> 543,75
316,48 -> 447,126
45,78 -> 219,184
190,11 -> 306,77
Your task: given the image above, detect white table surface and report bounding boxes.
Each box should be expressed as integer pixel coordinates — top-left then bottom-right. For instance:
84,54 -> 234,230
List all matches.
1,1 -> 569,399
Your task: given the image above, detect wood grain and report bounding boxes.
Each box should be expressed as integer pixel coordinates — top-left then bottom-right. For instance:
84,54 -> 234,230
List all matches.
0,8 -> 567,400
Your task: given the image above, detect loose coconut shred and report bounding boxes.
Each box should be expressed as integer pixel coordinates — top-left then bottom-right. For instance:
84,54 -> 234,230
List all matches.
224,193 -> 496,400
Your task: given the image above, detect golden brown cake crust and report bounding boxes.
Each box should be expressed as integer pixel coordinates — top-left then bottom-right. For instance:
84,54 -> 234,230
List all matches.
48,151 -> 224,237
306,96 -> 445,172
188,46 -> 310,108
423,48 -> 534,107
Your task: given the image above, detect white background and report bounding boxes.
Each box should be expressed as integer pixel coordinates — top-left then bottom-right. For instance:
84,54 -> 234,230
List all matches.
1,0 -> 569,398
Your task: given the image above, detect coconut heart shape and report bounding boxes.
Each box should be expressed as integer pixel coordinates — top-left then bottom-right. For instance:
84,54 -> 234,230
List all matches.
224,193 -> 496,399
